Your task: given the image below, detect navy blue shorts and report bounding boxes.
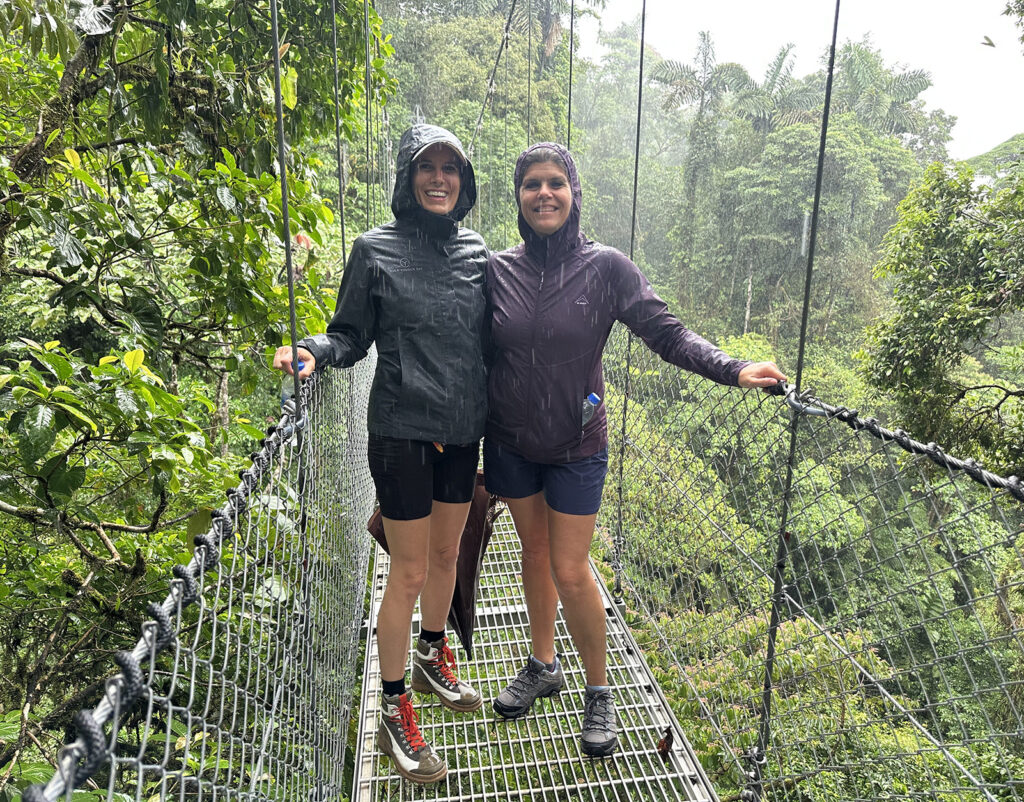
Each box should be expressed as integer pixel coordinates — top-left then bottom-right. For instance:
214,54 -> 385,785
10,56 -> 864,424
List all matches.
483,439 -> 608,516
367,435 -> 479,521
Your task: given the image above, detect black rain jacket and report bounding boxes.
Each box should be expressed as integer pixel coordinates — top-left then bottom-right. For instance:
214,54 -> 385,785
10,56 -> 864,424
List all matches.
301,125 -> 488,444
486,142 -> 749,463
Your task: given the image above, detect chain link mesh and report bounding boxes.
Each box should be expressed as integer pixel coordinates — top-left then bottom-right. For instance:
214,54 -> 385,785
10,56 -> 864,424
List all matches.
601,327 -> 1024,802
22,324 -> 1024,802
23,357 -> 376,802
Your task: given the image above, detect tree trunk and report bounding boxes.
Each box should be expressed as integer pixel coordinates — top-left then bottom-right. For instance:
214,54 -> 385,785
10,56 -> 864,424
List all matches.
214,370 -> 230,458
743,261 -> 753,335
0,34 -> 106,254
168,359 -> 179,397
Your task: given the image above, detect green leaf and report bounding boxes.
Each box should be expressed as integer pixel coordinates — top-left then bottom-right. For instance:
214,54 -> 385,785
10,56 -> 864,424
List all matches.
187,507 -> 213,537
51,224 -> 85,267
123,349 -> 145,373
35,350 -> 74,383
52,402 -> 98,432
144,383 -> 182,415
19,405 -> 56,462
0,710 -> 20,740
133,383 -> 156,413
10,761 -> 55,784
237,422 -> 266,440
49,465 -> 86,497
216,185 -> 236,211
72,167 -> 105,196
115,386 -> 140,415
282,66 -> 299,110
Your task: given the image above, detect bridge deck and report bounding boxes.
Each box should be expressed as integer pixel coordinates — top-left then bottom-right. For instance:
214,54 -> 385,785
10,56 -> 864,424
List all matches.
353,507 -> 717,801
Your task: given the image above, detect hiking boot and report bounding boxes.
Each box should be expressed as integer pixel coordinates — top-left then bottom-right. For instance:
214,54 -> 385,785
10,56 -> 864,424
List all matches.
492,656 -> 564,720
410,636 -> 483,712
377,692 -> 447,784
581,688 -> 618,757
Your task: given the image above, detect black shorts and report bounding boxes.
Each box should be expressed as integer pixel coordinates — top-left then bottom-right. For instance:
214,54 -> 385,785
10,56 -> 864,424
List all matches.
367,434 -> 480,521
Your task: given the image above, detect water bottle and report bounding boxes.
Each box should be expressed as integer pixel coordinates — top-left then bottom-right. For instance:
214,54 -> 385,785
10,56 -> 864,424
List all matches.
281,360 -> 304,404
581,392 -> 601,427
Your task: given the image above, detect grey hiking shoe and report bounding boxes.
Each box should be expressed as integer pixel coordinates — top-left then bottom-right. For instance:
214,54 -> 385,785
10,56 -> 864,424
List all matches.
377,692 -> 447,784
492,656 -> 564,719
410,636 -> 483,712
581,689 -> 618,757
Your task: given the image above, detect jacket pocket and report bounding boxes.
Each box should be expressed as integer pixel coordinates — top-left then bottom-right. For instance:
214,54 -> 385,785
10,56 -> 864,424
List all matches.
530,369 -> 586,457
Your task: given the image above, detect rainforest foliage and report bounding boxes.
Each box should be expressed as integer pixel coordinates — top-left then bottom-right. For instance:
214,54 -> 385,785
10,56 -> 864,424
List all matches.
0,0 -> 1022,798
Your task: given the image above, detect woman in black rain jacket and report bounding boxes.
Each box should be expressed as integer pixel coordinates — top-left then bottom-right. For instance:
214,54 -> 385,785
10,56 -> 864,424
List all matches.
273,124 -> 487,785
484,142 -> 787,757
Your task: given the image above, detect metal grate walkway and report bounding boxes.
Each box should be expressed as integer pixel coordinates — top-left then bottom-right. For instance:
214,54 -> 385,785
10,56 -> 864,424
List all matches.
353,507 -> 718,801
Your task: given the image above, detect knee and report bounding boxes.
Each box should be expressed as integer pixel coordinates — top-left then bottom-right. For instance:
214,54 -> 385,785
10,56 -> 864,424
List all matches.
429,540 -> 460,570
387,561 -> 428,600
551,562 -> 593,600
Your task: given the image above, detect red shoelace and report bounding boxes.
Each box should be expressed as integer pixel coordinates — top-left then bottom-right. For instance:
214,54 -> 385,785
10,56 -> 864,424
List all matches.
431,640 -> 459,685
393,695 -> 427,751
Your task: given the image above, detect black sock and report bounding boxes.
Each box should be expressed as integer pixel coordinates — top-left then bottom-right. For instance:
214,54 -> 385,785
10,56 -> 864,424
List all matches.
382,679 -> 405,698
419,628 -> 445,645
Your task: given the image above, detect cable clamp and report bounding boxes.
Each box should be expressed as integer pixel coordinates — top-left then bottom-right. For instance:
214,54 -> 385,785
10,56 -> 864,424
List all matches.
780,383 -> 828,417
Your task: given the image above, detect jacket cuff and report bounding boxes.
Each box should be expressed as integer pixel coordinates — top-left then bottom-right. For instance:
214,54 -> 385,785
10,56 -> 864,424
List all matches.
729,359 -> 751,386
297,335 -> 326,370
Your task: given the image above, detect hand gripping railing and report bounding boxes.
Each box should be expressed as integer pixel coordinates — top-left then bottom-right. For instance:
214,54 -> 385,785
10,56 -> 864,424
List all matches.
603,328 -> 1024,802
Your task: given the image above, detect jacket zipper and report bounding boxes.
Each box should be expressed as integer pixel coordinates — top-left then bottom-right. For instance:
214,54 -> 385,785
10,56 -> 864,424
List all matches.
525,247 -> 546,441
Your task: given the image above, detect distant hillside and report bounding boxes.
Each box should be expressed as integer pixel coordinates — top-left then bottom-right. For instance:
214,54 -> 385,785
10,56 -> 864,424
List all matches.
965,132 -> 1024,179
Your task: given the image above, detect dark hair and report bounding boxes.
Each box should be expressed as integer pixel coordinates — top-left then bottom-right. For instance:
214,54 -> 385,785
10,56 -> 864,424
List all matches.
519,147 -> 568,177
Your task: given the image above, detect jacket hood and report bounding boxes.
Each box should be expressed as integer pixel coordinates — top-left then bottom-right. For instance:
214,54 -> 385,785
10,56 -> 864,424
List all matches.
392,124 -> 477,226
514,141 -> 583,256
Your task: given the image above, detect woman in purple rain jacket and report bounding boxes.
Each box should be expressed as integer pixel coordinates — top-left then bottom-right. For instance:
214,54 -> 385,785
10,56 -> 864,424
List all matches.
484,142 -> 786,757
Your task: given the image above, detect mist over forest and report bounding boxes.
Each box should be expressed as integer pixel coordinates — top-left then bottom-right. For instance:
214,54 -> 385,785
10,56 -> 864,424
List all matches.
0,1 -> 1021,799
375,0 -> 1024,474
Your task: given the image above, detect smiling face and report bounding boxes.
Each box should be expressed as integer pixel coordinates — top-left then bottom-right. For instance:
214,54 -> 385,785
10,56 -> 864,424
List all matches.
412,144 -> 462,215
518,160 -> 572,237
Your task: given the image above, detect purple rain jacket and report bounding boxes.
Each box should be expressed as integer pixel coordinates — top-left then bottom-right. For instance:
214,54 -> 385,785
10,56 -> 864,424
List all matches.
485,142 -> 749,464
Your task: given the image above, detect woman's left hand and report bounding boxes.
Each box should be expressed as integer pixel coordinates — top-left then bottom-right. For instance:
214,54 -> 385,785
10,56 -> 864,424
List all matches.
737,361 -> 788,389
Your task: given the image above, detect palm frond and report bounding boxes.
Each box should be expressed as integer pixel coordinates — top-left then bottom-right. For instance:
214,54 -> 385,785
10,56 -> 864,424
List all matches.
887,69 -> 932,102
762,43 -> 796,94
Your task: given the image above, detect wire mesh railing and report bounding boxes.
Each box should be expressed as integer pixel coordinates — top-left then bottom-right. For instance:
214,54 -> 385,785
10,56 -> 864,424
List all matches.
601,327 -> 1024,802
17,324 -> 1024,802
20,358 -> 377,802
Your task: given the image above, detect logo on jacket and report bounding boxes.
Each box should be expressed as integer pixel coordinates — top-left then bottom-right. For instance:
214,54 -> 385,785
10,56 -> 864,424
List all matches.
575,294 -> 589,305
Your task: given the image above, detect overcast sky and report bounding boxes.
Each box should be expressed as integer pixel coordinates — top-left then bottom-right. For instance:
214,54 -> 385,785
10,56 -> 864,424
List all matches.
578,0 -> 1024,160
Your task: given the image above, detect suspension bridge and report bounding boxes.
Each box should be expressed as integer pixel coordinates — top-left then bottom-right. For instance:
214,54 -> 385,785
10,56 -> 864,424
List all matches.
13,0 -> 1024,800
20,332 -> 1024,801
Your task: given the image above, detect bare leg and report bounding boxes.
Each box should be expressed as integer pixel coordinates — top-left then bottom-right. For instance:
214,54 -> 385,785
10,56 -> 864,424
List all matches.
504,493 -> 559,665
376,516 -> 430,683
419,500 -> 472,632
547,507 -> 607,687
